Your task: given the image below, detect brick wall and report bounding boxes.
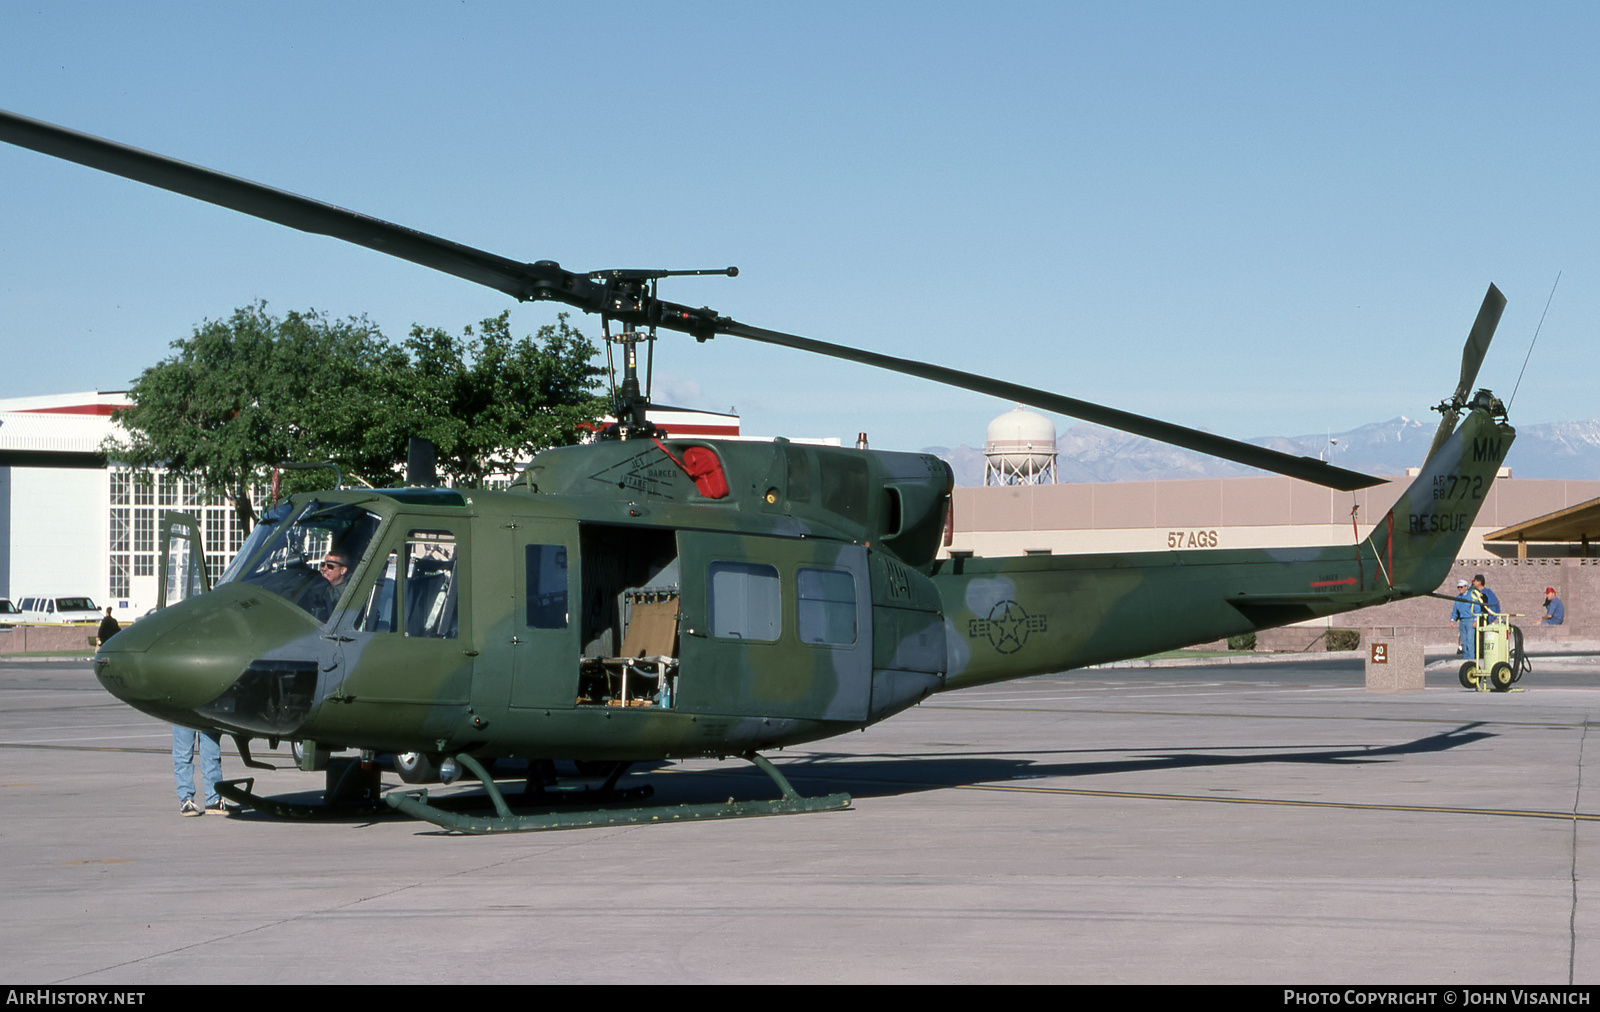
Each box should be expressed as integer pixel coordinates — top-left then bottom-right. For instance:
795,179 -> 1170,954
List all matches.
1339,557 -> 1596,647
1208,557 -> 1598,652
0,624 -> 101,654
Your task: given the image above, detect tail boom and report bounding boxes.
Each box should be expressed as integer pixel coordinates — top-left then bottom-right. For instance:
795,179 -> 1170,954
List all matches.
932,406 -> 1514,690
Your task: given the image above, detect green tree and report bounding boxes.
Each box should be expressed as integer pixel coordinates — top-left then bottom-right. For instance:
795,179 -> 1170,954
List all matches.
113,303 -> 604,529
401,312 -> 605,486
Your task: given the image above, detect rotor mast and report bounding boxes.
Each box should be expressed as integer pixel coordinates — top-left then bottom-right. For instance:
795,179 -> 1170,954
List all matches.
591,267 -> 738,440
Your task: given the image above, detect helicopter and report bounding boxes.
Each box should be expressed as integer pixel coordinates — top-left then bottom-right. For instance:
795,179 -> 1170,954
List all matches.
0,108 -> 1516,832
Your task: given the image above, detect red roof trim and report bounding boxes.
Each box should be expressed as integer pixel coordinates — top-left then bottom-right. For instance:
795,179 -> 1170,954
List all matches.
656,424 -> 741,436
18,404 -> 122,416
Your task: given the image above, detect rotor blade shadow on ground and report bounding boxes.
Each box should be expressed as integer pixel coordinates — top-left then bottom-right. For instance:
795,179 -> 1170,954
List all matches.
776,722 -> 1496,801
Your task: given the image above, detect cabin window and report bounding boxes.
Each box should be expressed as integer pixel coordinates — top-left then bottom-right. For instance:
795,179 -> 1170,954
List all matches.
708,561 -> 780,641
525,544 -> 569,629
797,567 -> 857,645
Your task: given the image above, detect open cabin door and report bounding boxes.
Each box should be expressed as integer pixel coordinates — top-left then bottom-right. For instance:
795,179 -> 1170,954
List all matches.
157,511 -> 209,609
567,523 -> 681,710
675,532 -> 871,722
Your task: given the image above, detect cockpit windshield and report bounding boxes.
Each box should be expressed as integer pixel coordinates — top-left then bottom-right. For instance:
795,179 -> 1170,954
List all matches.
217,500 -> 383,622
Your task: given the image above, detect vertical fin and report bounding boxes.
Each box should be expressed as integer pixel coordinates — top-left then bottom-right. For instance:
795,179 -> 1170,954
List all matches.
1366,406 -> 1514,595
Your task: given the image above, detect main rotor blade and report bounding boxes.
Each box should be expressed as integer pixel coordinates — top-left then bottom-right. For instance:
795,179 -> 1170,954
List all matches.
720,320 -> 1384,491
0,108 -> 1385,490
1455,283 -> 1506,403
0,108 -> 563,301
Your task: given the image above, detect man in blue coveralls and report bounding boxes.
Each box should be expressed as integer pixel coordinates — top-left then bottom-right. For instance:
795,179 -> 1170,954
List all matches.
1472,574 -> 1500,621
1450,579 -> 1475,657
1466,574 -> 1501,664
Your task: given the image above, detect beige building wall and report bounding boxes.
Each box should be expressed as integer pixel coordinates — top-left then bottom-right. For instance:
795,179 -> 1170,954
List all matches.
947,476 -> 1600,560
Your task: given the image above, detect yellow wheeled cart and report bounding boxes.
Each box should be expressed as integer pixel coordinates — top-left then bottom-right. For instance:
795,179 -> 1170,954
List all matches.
1458,612 -> 1530,692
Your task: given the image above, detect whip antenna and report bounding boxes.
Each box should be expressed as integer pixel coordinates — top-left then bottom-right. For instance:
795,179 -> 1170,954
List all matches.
1509,272 -> 1560,410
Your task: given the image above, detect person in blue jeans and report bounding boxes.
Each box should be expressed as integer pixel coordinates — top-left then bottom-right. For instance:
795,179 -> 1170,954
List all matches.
173,725 -> 226,816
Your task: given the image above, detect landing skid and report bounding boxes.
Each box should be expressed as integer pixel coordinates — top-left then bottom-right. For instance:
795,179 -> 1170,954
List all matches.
215,753 -> 388,818
386,753 -> 852,834
215,773 -> 387,819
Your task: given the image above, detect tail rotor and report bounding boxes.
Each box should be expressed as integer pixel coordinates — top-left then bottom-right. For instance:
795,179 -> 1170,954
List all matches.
1424,284 -> 1507,463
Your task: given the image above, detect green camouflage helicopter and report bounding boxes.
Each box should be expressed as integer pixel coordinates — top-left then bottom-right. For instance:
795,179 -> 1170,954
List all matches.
0,109 -> 1514,832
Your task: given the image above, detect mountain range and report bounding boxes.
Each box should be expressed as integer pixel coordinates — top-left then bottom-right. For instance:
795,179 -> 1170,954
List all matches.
927,416 -> 1600,487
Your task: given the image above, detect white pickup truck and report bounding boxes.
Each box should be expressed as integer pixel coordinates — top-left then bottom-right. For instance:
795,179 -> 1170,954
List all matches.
14,596 -> 102,624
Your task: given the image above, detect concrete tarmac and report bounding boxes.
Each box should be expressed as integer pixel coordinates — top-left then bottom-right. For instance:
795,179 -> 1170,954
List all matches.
3,654 -> 1597,985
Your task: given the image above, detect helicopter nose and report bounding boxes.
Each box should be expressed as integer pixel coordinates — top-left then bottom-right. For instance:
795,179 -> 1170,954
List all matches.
93,584 -> 321,723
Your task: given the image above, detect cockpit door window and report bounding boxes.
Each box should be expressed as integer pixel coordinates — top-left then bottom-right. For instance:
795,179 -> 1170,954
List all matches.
404,531 -> 458,639
354,532 -> 458,639
356,550 -> 398,633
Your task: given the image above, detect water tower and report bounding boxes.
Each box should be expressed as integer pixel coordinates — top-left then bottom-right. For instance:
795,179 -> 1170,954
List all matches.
984,406 -> 1057,486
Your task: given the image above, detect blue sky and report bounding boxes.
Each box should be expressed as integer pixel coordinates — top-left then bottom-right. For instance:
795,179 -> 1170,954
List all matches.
1,2 -> 1595,455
